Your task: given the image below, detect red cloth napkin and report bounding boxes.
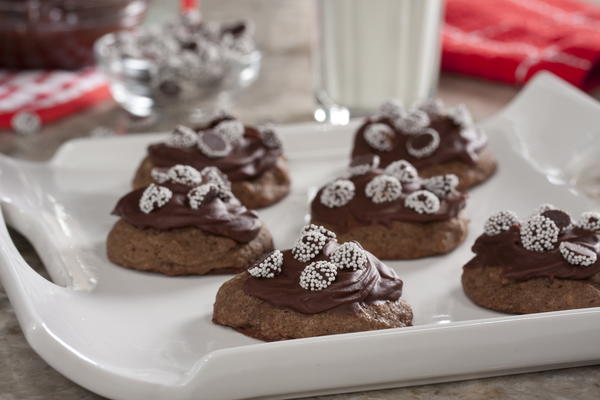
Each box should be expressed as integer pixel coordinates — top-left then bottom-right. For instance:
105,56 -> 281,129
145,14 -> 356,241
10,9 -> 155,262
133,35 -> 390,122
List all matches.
0,68 -> 110,133
443,0 -> 600,90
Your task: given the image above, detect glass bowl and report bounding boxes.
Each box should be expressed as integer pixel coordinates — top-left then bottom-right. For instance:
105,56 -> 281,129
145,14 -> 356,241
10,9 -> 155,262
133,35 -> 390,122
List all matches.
94,27 -> 262,118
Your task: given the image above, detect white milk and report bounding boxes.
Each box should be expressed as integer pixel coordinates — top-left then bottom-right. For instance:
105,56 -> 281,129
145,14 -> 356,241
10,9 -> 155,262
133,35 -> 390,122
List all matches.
314,0 -> 443,118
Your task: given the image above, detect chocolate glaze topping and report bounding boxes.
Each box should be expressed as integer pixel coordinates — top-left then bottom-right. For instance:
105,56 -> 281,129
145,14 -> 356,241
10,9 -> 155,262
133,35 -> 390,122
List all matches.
465,223 -> 600,281
112,181 -> 262,243
244,241 -> 403,314
352,112 -> 487,169
311,169 -> 467,233
148,116 -> 282,181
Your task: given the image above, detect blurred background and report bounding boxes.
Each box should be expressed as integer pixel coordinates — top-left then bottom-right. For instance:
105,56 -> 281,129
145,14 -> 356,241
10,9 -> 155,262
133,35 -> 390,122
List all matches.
2,0 -> 600,157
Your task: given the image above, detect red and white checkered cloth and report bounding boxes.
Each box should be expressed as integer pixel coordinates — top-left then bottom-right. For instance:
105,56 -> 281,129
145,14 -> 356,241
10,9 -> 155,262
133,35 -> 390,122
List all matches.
0,68 -> 110,133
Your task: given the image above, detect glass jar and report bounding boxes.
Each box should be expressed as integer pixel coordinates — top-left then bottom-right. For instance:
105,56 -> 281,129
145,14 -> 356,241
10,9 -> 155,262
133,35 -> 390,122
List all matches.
0,0 -> 149,69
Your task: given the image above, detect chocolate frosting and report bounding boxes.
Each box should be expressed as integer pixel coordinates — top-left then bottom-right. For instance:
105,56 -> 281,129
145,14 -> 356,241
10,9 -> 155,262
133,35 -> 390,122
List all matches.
311,170 -> 467,233
243,241 -> 404,314
464,225 -> 600,281
351,114 -> 487,168
147,117 -> 282,182
111,182 -> 262,243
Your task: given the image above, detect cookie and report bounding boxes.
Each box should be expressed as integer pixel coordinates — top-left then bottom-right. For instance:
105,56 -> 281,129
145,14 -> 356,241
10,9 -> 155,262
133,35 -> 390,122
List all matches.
132,115 -> 291,208
108,164 -> 274,275
310,158 -> 469,259
351,99 -> 497,190
212,225 -> 413,341
462,206 -> 600,313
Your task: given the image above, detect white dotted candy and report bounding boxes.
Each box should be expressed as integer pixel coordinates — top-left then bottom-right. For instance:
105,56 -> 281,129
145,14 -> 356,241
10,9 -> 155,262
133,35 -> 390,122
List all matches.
384,160 -> 419,184
419,98 -> 445,116
347,155 -> 380,177
484,210 -> 520,236
423,174 -> 459,198
320,179 -> 355,208
330,242 -> 367,271
559,242 -> 597,267
520,215 -> 559,252
406,128 -> 440,158
214,119 -> 245,143
248,250 -> 284,278
167,164 -> 203,186
404,190 -> 440,214
576,211 -> 600,232
299,261 -> 338,291
395,109 -> 430,135
365,175 -> 402,203
301,224 -> 337,240
447,104 -> 474,128
166,125 -> 197,148
379,99 -> 405,120
201,166 -> 231,191
187,183 -> 218,209
292,230 -> 331,262
151,168 -> 170,184
258,124 -> 282,149
364,123 -> 395,151
139,184 -> 172,214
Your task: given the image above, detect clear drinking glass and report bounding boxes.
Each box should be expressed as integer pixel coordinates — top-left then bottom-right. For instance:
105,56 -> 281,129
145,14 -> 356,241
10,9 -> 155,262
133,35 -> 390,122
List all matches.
313,0 -> 444,124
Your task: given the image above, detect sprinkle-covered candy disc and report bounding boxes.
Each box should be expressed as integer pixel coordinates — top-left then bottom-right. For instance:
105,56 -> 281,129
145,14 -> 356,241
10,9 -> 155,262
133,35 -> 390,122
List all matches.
364,123 -> 395,152
151,168 -> 170,184
330,242 -> 367,271
214,119 -> 245,143
384,160 -> 419,184
187,183 -> 219,209
139,184 -> 173,214
166,125 -> 198,148
365,175 -> 402,203
248,250 -> 284,278
576,211 -> 600,232
540,209 -> 571,233
484,210 -> 519,236
447,104 -> 474,128
258,124 -> 282,149
320,179 -> 355,208
299,261 -> 338,291
404,190 -> 440,214
301,224 -> 337,240
406,128 -> 440,158
423,174 -> 459,198
379,99 -> 404,120
167,164 -> 203,186
197,131 -> 233,158
520,215 -> 559,252
395,109 -> 430,135
559,242 -> 597,267
292,229 -> 332,262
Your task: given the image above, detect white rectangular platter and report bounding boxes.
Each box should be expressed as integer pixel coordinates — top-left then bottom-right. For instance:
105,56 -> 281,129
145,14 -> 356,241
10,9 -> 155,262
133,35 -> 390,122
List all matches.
0,72 -> 599,400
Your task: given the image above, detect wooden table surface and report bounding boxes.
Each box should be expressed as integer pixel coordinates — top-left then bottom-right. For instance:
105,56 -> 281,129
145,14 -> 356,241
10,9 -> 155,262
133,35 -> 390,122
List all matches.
1,1 -> 599,399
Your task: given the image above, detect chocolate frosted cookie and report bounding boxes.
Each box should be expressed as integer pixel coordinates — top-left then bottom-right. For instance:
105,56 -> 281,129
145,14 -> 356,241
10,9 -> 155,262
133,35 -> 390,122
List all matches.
351,99 -> 496,190
462,205 -> 600,313
132,114 -> 290,209
310,157 -> 468,259
108,164 -> 274,275
212,225 -> 413,341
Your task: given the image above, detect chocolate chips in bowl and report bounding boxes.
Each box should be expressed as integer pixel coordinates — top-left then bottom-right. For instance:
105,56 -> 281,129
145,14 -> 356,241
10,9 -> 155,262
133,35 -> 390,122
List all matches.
94,11 -> 261,118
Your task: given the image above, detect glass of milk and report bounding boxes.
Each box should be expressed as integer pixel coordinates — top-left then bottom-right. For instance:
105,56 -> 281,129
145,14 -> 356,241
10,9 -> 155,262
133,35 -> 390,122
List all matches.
313,0 -> 444,124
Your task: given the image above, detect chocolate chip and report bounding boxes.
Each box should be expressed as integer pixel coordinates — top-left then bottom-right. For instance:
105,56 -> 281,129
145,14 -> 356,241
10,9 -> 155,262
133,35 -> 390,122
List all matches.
541,209 -> 571,232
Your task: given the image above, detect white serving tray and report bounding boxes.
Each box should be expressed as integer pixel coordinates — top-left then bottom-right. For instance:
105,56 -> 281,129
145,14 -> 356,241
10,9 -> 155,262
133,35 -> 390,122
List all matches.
1,72 -> 599,400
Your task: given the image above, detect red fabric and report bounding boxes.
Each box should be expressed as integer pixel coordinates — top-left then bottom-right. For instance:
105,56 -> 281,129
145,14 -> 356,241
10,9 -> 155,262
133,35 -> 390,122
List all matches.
0,68 -> 110,131
443,0 -> 600,90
